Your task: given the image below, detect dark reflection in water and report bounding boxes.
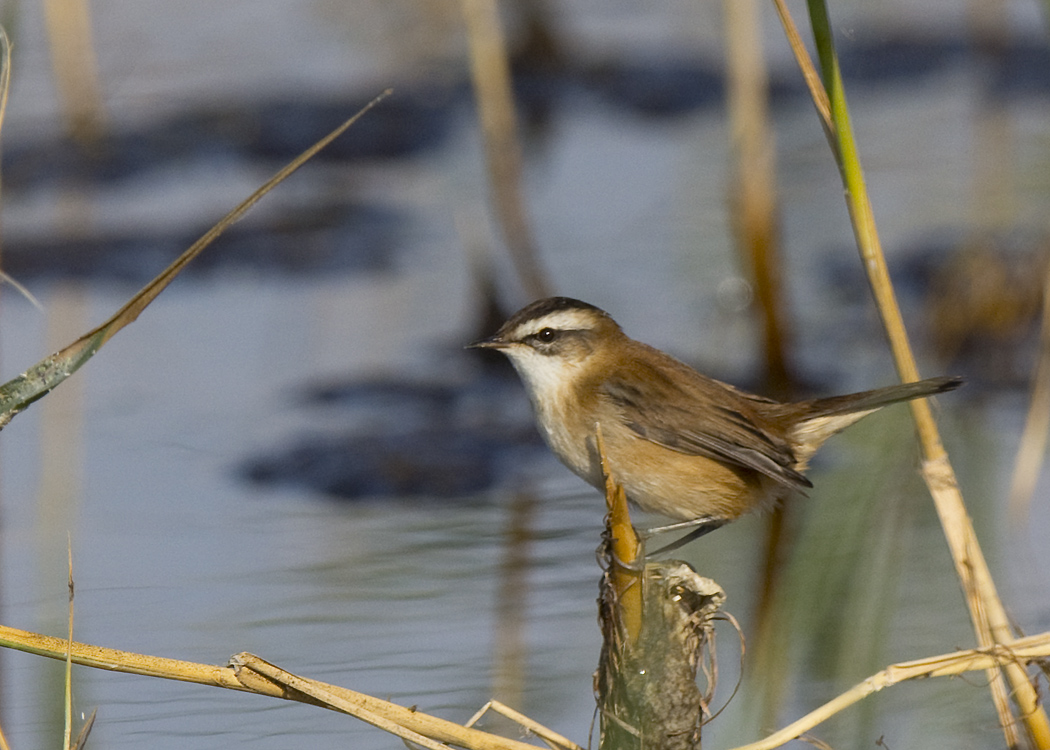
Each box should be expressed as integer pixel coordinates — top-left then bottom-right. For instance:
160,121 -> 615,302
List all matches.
242,425 -> 541,499
822,230 -> 1048,389
241,374 -> 545,500
3,89 -> 464,190
582,55 -> 725,116
6,32 -> 1049,281
2,31 -> 1046,302
4,201 -> 404,282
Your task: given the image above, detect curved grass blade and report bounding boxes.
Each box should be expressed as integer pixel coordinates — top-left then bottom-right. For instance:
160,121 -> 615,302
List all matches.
0,88 -> 392,430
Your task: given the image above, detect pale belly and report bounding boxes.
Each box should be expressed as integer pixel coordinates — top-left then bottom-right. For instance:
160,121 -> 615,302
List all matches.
538,405 -> 784,523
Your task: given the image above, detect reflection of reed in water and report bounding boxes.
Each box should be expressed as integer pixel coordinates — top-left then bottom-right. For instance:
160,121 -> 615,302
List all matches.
925,237 -> 1046,383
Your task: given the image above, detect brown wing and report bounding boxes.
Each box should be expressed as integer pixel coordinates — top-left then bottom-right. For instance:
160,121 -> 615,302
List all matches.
599,352 -> 812,491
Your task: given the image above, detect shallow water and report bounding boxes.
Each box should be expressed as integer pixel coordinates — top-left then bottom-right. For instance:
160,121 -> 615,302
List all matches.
2,2 -> 1050,749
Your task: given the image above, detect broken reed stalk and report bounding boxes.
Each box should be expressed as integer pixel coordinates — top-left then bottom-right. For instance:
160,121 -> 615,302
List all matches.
597,424 -> 643,643
595,425 -> 724,750
466,700 -> 584,750
773,1 -> 1050,745
459,0 -> 552,300
0,624 -> 547,750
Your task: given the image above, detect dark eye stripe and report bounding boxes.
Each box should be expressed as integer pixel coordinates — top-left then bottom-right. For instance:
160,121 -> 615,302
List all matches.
522,327 -> 559,345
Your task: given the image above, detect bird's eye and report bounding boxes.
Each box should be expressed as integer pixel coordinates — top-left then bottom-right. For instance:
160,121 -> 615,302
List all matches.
537,328 -> 556,342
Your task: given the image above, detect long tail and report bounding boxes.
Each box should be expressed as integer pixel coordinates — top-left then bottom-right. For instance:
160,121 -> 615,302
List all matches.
778,375 -> 962,468
796,375 -> 963,419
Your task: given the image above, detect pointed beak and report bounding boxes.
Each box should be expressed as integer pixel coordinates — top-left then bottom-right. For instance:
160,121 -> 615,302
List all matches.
466,334 -> 508,350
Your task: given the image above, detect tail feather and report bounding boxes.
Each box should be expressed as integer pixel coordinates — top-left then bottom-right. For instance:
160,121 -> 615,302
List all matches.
792,375 -> 962,420
780,375 -> 962,469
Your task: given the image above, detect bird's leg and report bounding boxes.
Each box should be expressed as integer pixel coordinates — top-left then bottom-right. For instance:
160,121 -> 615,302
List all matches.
644,517 -> 722,535
644,517 -> 726,557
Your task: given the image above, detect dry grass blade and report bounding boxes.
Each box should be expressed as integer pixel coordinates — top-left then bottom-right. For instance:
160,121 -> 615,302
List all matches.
466,700 -> 584,750
0,624 -> 551,750
70,708 -> 97,750
0,23 -> 10,220
0,88 -> 392,430
0,23 -> 10,324
0,270 -> 44,310
235,655 -> 459,750
729,632 -> 1050,750
0,25 -> 10,138
232,654 -> 547,750
769,0 -> 830,137
249,655 -> 454,748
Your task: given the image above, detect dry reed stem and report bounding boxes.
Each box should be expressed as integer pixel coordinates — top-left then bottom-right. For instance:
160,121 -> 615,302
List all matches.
42,0 -> 105,143
1008,258 -> 1050,522
0,35 -> 9,748
769,0 -> 831,137
466,699 -> 584,750
233,655 -> 451,750
921,456 -> 1028,747
234,654 -> 565,750
774,1 -> 1050,745
459,0 -> 551,300
729,631 -> 1050,750
0,624 -> 550,750
596,424 -> 643,643
723,0 -> 791,394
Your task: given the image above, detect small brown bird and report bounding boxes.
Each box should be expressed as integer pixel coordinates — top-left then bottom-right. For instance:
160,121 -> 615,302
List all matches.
471,297 -> 961,549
